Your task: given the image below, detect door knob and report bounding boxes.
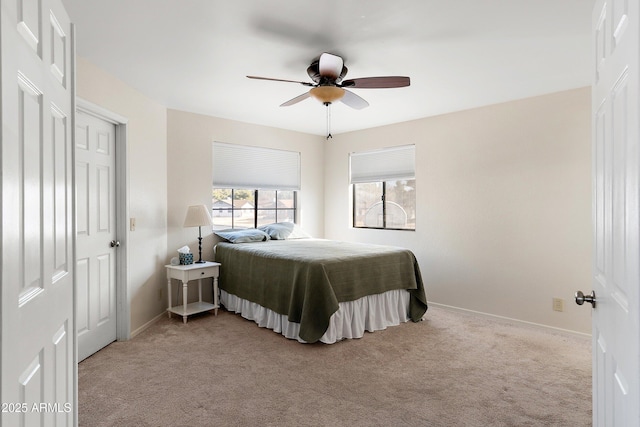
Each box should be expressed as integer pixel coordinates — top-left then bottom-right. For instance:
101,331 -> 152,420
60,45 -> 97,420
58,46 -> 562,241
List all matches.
575,290 -> 596,308
110,240 -> 120,248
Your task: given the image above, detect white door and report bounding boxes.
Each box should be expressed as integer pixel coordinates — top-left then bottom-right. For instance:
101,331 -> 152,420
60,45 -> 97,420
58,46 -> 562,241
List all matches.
76,111 -> 118,362
1,0 -> 76,425
589,0 -> 640,425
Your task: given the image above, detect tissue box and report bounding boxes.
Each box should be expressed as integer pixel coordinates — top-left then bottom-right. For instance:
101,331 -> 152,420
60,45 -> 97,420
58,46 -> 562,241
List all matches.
179,253 -> 193,265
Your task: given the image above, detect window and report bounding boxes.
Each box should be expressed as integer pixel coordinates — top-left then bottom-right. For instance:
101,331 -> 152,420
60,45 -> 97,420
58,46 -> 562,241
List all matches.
212,189 -> 296,230
212,142 -> 300,230
350,145 -> 415,230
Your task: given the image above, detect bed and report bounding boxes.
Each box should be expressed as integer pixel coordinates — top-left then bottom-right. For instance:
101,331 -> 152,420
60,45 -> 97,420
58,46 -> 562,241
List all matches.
213,224 -> 428,344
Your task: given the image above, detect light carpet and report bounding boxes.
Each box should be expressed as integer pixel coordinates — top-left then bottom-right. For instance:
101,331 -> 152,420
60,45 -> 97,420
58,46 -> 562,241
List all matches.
78,306 -> 591,426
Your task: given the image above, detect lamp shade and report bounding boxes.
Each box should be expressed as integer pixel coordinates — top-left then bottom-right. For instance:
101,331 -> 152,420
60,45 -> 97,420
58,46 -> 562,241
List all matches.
183,204 -> 213,227
310,86 -> 345,103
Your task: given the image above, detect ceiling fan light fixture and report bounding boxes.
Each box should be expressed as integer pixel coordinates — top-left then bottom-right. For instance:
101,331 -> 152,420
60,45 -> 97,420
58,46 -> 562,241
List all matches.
310,86 -> 345,104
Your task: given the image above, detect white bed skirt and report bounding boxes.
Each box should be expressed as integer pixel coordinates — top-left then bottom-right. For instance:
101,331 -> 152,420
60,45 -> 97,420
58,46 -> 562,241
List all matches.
220,289 -> 410,344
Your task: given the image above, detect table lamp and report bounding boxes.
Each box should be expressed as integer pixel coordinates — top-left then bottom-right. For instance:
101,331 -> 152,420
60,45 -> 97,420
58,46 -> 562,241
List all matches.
183,204 -> 213,263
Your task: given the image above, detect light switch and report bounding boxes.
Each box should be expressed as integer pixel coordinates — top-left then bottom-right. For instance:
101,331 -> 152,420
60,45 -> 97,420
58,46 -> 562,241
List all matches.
130,217 -> 136,231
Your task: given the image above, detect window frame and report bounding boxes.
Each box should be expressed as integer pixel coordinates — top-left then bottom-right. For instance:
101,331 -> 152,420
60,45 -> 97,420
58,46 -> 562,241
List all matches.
352,180 -> 416,231
212,188 -> 297,230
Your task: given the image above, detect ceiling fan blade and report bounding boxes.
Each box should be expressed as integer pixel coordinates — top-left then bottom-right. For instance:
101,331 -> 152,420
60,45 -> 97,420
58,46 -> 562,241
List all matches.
318,53 -> 344,80
280,91 -> 311,107
341,76 -> 410,89
340,90 -> 369,110
247,75 -> 314,87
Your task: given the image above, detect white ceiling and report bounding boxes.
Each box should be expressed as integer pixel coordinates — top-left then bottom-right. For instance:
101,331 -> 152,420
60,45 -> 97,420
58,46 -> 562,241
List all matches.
61,0 -> 593,136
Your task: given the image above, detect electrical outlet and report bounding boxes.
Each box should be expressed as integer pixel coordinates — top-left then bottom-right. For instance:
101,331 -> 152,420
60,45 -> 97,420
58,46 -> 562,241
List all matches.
552,298 -> 564,312
158,288 -> 163,301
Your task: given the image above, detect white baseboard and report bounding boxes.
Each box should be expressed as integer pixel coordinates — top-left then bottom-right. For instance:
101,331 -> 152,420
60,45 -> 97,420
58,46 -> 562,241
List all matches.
429,302 -> 591,339
130,311 -> 166,339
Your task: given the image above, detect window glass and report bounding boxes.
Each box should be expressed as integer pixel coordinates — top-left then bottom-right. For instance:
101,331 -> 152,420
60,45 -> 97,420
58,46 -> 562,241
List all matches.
212,189 -> 234,229
353,180 -> 415,230
384,179 -> 415,230
212,188 -> 296,230
276,191 -> 296,223
257,190 -> 276,226
353,182 -> 383,228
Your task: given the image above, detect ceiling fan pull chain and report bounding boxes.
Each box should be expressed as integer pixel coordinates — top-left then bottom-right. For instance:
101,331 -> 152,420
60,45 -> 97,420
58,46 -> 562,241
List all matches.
327,103 -> 331,139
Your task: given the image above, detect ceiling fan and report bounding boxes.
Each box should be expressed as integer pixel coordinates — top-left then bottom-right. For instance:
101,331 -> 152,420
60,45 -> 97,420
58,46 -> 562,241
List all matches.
247,52 -> 410,138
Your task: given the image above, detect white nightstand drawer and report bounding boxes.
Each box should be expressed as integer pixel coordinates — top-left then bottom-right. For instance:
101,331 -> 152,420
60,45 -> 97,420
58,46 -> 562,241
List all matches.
187,265 -> 219,281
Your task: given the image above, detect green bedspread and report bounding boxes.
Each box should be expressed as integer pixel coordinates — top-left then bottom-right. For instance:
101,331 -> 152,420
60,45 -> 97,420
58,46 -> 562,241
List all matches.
215,239 -> 428,343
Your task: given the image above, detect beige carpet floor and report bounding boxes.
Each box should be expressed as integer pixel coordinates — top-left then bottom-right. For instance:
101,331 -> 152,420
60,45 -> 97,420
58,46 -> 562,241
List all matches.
78,306 -> 591,426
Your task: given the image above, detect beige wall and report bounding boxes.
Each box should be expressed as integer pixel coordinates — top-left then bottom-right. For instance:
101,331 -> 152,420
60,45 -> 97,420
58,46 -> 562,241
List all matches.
166,108 -> 325,270
324,87 -> 592,334
76,57 -> 168,334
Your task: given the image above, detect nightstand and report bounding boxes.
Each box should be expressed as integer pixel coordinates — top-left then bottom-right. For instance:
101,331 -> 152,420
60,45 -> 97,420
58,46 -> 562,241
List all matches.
165,261 -> 220,324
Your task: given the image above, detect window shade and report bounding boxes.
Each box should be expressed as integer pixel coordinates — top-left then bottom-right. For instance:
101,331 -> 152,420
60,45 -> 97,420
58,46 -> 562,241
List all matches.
350,145 -> 415,184
213,142 -> 301,190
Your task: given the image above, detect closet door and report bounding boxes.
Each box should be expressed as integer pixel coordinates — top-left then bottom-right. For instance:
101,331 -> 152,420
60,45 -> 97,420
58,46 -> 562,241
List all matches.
76,110 -> 118,362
